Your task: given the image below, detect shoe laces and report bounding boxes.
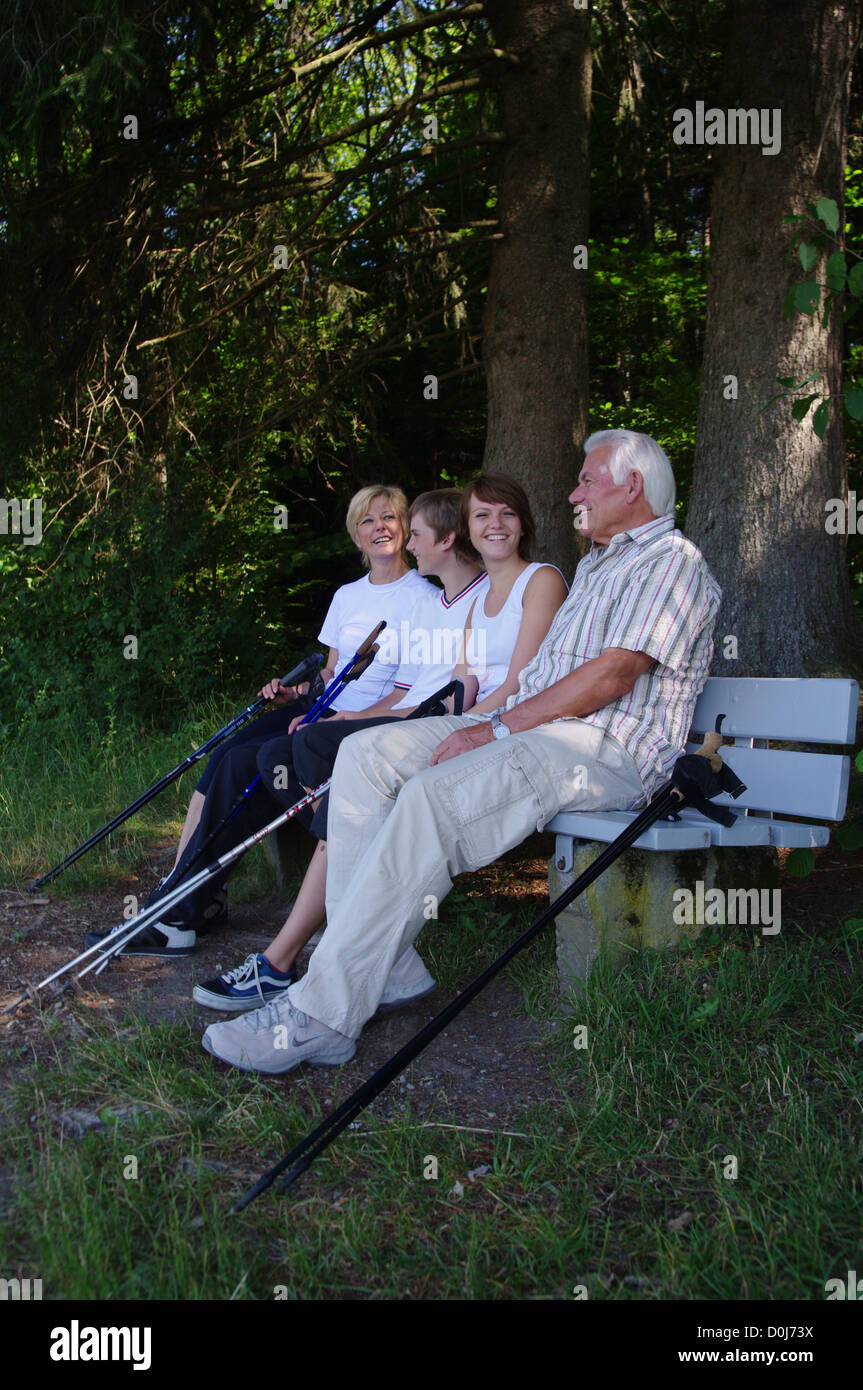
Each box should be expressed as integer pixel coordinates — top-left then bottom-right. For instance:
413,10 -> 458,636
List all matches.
241,996 -> 306,1034
221,953 -> 259,987
105,920 -> 133,940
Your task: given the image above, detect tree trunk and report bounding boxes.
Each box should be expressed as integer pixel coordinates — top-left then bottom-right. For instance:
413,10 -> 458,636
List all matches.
686,0 -> 863,676
482,0 -> 591,577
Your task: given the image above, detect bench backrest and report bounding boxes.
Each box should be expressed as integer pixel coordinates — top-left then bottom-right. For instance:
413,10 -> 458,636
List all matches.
692,677 -> 858,744
689,677 -> 859,823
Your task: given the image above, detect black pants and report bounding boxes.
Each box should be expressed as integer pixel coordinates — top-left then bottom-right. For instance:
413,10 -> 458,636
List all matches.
288,716 -> 405,840
152,698 -> 331,928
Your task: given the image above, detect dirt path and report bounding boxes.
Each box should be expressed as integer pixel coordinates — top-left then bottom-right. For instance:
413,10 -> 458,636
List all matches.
0,839 -> 563,1128
3,834 -> 861,1127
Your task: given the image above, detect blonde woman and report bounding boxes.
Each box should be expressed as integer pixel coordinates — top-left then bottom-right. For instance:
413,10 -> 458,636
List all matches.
87,485 -> 435,959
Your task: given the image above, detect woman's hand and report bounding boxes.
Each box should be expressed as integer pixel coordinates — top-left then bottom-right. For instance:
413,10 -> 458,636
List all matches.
260,678 -> 301,703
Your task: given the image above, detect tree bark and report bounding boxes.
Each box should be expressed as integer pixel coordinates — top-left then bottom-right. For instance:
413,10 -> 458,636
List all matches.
482,0 -> 591,577
686,0 -> 863,676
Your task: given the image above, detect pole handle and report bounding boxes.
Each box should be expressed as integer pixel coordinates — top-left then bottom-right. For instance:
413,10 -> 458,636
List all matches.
693,713 -> 728,773
277,652 -> 323,690
356,620 -> 386,656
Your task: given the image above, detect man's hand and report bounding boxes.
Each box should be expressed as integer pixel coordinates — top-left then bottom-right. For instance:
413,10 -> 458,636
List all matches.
428,722 -> 493,766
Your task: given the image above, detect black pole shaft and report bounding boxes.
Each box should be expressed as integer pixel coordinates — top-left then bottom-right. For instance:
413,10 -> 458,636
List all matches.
28,652 -> 325,891
232,781 -> 682,1212
145,650 -> 379,905
27,699 -> 269,890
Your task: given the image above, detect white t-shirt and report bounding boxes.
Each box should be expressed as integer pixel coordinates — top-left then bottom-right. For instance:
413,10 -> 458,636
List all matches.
318,569 -> 437,711
390,572 -> 489,711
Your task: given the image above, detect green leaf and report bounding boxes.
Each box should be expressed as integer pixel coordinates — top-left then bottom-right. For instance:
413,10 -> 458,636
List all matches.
786,848 -> 815,878
816,196 -> 840,232
848,262 -> 863,297
837,823 -> 863,851
793,281 -> 820,315
812,400 -> 830,438
782,286 -> 797,321
791,394 -> 819,421
798,242 -> 819,272
825,251 -> 847,291
688,995 -> 720,1030
844,387 -> 863,422
776,376 -> 797,388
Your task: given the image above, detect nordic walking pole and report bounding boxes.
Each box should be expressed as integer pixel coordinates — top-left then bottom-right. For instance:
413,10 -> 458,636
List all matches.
27,651 -> 325,892
7,779 -> 336,1006
297,621 -> 386,726
9,624 -> 391,1005
137,628 -> 387,899
232,726 -> 746,1212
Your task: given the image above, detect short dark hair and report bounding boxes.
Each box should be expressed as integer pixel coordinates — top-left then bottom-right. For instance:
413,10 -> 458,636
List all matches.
410,488 -> 480,563
457,474 -> 535,561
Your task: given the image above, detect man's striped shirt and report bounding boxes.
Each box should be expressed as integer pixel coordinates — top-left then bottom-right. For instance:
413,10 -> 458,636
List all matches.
506,515 -> 721,793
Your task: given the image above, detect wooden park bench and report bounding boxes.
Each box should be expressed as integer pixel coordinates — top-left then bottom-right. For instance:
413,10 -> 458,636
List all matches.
546,676 -> 860,991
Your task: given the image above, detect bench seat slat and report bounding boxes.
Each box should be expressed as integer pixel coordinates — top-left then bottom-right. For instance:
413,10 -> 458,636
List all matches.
551,812 -> 831,869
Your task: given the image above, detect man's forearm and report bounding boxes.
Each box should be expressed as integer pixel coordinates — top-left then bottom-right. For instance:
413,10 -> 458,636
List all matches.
499,649 -> 652,735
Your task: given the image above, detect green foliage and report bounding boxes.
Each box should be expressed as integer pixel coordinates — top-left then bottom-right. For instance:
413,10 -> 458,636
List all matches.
0,0 -> 857,724
785,848 -> 816,878
779,184 -> 863,437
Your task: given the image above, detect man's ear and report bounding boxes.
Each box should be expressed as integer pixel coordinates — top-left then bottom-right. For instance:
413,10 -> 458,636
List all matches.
626,470 -> 645,503
439,530 -> 456,552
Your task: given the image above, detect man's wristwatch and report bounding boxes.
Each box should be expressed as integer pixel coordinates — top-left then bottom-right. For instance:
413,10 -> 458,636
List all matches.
490,709 -> 511,740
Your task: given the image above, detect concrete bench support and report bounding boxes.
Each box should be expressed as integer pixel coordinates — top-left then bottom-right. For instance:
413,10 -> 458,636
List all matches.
548,841 -> 779,996
265,820 -> 312,891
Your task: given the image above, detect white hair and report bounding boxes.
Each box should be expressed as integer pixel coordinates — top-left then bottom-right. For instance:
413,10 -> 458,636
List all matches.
583,430 -> 676,518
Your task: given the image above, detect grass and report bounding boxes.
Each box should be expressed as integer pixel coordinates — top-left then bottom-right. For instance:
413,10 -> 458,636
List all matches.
1,704 -> 862,1298
0,695 -> 286,900
1,915 -> 861,1300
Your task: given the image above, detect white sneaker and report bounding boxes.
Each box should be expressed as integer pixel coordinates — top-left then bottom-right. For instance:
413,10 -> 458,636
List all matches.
201,995 -> 355,1074
379,946 -> 436,1009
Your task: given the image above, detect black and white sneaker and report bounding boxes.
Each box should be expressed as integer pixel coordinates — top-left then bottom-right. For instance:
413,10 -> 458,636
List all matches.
84,920 -> 197,958
145,880 -> 228,934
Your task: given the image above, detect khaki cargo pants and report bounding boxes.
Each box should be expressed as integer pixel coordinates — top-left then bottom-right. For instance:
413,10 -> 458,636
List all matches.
288,714 -> 645,1039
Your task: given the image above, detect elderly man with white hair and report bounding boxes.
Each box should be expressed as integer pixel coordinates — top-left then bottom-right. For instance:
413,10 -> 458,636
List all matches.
203,430 -> 722,1073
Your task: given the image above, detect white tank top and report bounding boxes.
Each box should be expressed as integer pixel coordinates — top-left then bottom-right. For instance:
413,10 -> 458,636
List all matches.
467,562 -> 563,703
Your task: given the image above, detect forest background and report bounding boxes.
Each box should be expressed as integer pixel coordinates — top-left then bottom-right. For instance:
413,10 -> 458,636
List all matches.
1,0 -> 861,735
1,0 -> 862,1309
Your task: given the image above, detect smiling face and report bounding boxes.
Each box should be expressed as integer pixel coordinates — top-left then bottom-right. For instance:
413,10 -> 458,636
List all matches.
406,510 -> 449,576
569,444 -> 638,545
355,495 -> 406,563
467,496 -> 523,563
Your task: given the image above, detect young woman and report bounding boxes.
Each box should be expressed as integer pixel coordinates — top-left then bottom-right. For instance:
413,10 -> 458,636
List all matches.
86,485 -> 435,958
452,473 -> 568,717
192,475 -> 568,1012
